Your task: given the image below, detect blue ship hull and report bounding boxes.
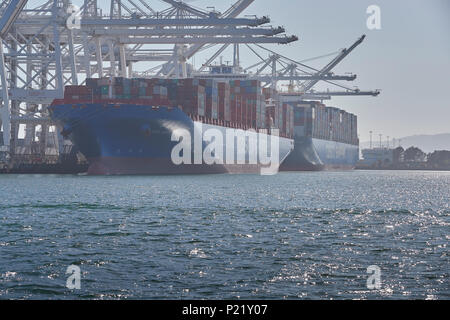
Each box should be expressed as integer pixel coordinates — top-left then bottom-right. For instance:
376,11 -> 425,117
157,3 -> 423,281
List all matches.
280,136 -> 359,171
49,103 -> 294,175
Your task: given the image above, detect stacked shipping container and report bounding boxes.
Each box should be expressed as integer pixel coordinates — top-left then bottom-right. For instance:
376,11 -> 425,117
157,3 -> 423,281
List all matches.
64,85 -> 92,101
174,79 -> 205,116
229,80 -> 265,130
198,79 -> 218,120
263,88 -> 281,130
282,104 -> 294,137
218,82 -> 231,122
58,77 -> 294,138
289,101 -> 358,146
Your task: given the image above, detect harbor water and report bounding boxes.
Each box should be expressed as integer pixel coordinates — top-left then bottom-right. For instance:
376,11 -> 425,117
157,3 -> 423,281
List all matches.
0,171 -> 448,299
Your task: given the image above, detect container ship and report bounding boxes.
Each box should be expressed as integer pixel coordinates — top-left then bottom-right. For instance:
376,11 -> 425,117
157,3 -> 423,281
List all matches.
49,77 -> 295,175
279,100 -> 359,171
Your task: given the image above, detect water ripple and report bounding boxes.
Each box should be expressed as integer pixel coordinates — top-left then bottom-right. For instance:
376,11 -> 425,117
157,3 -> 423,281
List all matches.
0,171 -> 449,299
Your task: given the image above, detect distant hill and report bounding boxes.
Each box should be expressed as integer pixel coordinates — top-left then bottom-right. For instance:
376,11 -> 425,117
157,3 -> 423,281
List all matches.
361,133 -> 450,153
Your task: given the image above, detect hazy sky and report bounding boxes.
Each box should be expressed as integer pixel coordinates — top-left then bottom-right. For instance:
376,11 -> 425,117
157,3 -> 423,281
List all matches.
188,0 -> 450,142
49,0 -> 450,142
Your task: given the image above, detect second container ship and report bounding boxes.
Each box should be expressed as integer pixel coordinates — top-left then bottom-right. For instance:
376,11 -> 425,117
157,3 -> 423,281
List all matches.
279,100 -> 359,171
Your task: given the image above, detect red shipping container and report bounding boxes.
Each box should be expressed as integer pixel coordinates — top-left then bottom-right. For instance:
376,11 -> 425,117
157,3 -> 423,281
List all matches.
218,82 -> 231,121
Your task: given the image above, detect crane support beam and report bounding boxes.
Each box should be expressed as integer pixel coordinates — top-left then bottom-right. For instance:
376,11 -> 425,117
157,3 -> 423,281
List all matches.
126,54 -> 173,62
116,35 -> 298,45
257,74 -> 356,82
281,90 -> 380,98
0,0 -> 28,38
81,17 -> 271,27
91,26 -> 286,37
0,37 -> 11,149
281,94 -> 332,101
10,115 -> 53,124
309,90 -> 380,97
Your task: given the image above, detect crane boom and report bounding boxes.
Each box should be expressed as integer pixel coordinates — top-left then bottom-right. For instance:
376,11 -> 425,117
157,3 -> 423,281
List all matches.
300,34 -> 366,93
0,0 -> 28,38
311,90 -> 380,97
281,89 -> 380,98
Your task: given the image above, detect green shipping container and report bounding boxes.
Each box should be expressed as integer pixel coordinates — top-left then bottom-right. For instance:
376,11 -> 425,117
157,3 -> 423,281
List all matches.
101,86 -> 109,95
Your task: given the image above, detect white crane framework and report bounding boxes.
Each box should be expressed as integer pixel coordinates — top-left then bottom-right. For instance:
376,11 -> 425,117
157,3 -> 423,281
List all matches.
0,0 -> 379,165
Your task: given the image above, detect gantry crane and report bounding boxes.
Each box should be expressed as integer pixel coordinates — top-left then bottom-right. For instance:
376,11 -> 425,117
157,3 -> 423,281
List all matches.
0,0 -> 380,168
0,0 -> 28,156
0,0 -> 297,162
